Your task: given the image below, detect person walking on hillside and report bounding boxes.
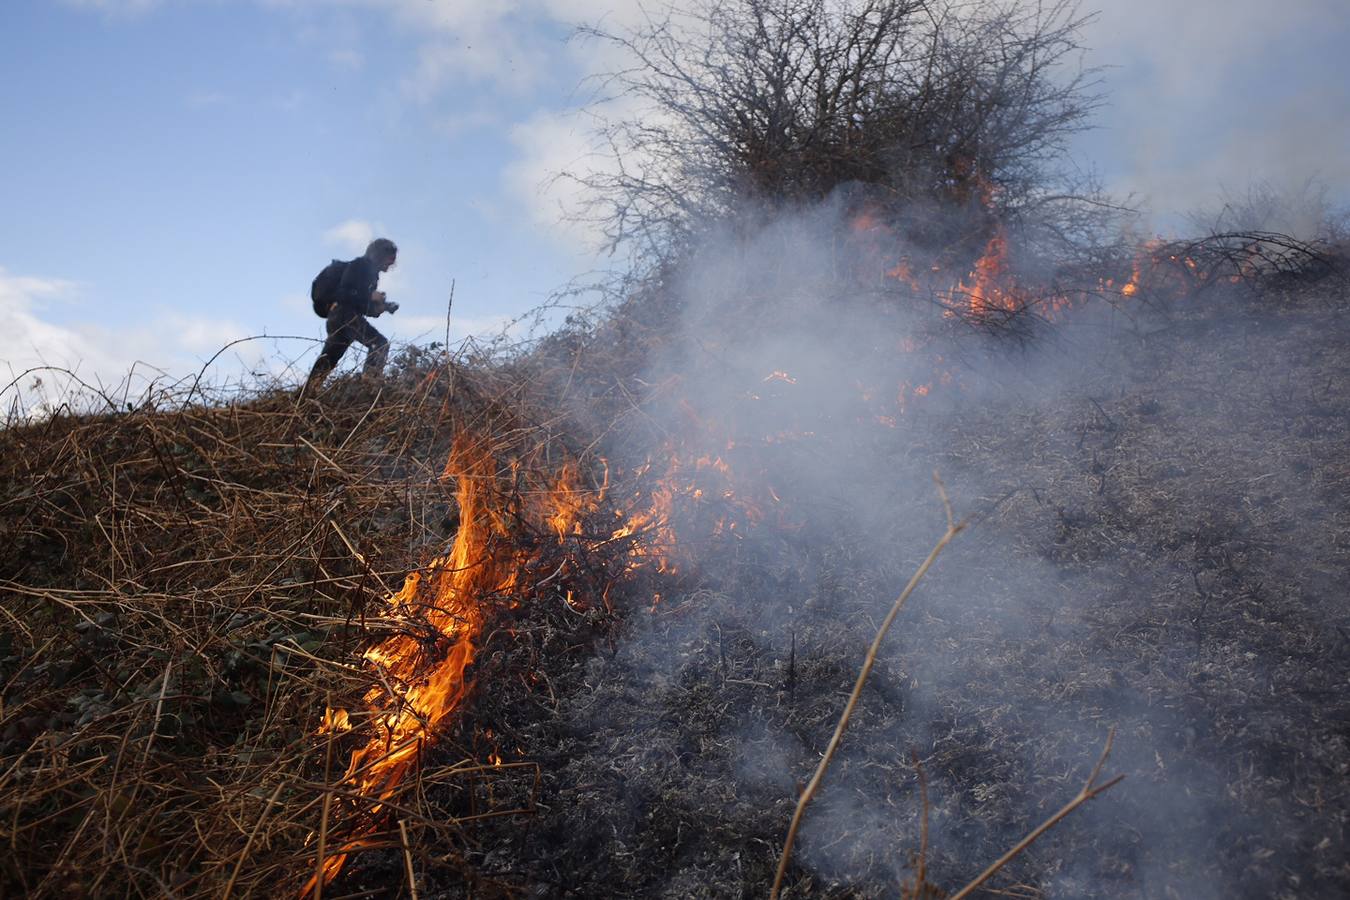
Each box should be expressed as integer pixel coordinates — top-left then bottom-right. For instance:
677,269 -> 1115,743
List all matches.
302,237 -> 400,398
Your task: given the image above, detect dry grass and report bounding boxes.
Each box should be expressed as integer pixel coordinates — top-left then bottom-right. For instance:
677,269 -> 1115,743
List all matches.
0,353 -> 586,897
0,319 -> 700,897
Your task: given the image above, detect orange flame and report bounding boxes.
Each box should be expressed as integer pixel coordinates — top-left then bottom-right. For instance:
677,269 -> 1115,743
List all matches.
956,227 -> 1017,315
303,436 -> 598,895
318,707 -> 352,735
304,421 -> 777,892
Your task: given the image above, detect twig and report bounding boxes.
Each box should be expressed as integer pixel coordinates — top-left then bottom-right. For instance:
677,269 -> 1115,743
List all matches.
948,729 -> 1124,900
1088,397 -> 1117,430
399,819 -> 419,900
141,658 -> 173,768
338,389 -> 385,452
770,473 -> 967,900
444,279 -> 456,354
222,781 -> 286,900
331,519 -> 395,598
298,436 -> 349,478
314,697 -> 337,900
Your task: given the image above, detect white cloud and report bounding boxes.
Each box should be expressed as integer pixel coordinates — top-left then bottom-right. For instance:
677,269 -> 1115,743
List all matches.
1077,0 -> 1350,222
264,0 -> 651,97
504,108 -> 607,250
0,267 -> 263,417
71,0 -> 589,92
0,270 -> 86,378
400,33 -> 547,99
65,0 -> 644,250
324,219 -> 377,254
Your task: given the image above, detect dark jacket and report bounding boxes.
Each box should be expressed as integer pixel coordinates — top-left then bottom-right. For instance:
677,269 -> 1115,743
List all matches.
333,256 -> 381,315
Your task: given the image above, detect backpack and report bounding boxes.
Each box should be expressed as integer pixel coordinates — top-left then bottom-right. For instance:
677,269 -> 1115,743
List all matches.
310,259 -> 349,317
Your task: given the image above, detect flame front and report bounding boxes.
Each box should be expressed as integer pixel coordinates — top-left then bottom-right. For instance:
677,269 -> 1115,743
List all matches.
956,226 -> 1015,315
303,429 -> 739,893
306,196 -> 1228,891
303,436 -> 596,894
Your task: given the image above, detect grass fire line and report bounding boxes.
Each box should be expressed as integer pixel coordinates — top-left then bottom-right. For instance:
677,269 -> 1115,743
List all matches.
302,438 -> 512,895
301,430 -> 753,893
299,226 -> 1325,894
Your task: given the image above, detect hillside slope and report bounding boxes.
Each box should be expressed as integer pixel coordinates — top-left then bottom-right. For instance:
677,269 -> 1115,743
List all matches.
2,279 -> 1347,899
392,288 -> 1350,899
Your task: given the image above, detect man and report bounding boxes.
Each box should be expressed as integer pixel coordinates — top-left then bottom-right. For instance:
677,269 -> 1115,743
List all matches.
303,237 -> 400,396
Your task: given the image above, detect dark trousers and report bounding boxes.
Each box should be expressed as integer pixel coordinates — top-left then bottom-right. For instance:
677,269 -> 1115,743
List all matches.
306,306 -> 389,387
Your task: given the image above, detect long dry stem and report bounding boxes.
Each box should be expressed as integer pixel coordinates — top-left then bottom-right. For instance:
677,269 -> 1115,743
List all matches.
222,781 -> 285,900
949,729 -> 1124,900
770,473 -> 966,900
314,701 -> 336,900
399,819 -> 419,900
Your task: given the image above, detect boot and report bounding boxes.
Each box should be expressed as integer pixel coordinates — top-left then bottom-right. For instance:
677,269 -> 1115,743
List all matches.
298,357 -> 334,403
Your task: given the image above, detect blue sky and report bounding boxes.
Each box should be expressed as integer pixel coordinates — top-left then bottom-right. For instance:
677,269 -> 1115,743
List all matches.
3,0 -> 1348,410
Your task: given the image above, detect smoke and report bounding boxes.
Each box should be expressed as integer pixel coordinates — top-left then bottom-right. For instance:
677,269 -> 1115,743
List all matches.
550,185 -> 1348,897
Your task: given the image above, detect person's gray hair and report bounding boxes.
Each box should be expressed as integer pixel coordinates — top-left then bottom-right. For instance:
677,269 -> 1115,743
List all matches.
364,238 -> 397,260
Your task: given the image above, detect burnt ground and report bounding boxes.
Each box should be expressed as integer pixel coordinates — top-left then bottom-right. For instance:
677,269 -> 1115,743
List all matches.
341,287 -> 1350,898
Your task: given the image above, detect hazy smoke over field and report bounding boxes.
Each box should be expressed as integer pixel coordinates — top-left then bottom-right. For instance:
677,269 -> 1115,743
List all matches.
568,189 -> 1346,896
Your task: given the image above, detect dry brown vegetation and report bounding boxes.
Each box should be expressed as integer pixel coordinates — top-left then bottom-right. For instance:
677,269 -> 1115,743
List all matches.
3,240 -> 1346,899
0,356 -> 601,897
0,379 -> 436,895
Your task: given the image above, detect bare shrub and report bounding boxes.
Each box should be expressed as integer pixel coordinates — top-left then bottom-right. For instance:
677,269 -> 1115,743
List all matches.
573,0 -> 1120,266
1186,178 -> 1350,244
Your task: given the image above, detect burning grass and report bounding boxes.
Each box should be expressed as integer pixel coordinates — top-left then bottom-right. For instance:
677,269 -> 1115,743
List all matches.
0,360 -> 601,897
2,235 -> 1348,898
0,335 -> 798,896
382,274 -> 1349,899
